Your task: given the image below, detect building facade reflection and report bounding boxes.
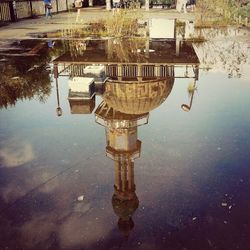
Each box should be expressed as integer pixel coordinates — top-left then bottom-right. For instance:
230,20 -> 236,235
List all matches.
95,102 -> 146,236
94,74 -> 175,236
53,33 -> 200,235
53,37 -> 199,115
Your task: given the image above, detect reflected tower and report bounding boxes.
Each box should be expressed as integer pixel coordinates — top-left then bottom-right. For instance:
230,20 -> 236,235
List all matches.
95,76 -> 175,237
95,101 -> 148,237
53,36 -> 200,234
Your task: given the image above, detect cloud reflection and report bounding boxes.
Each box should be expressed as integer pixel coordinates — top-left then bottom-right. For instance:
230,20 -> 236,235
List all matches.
0,139 -> 35,168
59,213 -> 112,249
20,215 -> 57,248
18,201 -> 114,249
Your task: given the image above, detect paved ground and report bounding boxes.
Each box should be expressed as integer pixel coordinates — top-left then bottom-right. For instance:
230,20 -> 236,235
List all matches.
0,7 -> 195,40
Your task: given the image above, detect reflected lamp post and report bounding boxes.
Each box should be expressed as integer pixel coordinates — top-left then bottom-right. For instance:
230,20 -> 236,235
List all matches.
55,78 -> 62,117
54,63 -> 62,117
181,80 -> 197,112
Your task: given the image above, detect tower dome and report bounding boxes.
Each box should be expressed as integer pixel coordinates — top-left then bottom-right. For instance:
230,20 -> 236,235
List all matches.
103,78 -> 174,115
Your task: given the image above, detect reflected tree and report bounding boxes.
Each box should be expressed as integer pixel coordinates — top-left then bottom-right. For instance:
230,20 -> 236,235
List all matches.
0,43 -> 52,109
106,38 -> 148,63
193,28 -> 249,78
0,64 -> 51,108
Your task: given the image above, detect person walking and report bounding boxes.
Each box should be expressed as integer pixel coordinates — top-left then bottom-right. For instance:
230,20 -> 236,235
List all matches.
44,0 -> 52,18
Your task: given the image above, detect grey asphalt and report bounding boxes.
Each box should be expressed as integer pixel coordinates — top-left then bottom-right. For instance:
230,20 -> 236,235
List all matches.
0,7 -> 195,40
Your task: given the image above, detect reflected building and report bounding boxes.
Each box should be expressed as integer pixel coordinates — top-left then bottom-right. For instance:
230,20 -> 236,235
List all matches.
53,36 -> 199,115
53,39 -> 199,79
95,102 -> 145,237
53,18 -> 199,84
68,77 -> 96,114
52,20 -> 200,235
53,59 -> 107,115
94,75 -> 175,236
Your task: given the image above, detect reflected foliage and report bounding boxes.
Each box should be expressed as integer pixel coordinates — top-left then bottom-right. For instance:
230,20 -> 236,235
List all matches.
106,38 -> 147,63
64,40 -> 88,58
58,38 -> 148,61
0,42 -> 52,109
193,28 -> 249,78
238,2 -> 250,18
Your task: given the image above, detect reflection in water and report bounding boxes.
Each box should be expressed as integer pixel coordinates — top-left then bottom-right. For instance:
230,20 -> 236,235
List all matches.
53,36 -> 200,236
103,78 -> 174,115
95,101 -> 144,237
0,41 -> 52,109
181,78 -> 198,112
0,139 -> 35,168
55,78 -> 63,117
94,75 -> 175,235
53,37 -> 200,116
193,28 -> 250,78
1,20 -> 250,250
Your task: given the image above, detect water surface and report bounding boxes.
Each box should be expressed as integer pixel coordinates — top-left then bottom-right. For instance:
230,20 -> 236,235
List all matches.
0,25 -> 250,250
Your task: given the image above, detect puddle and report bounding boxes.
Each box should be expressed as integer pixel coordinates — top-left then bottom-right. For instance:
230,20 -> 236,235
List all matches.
0,18 -> 250,250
